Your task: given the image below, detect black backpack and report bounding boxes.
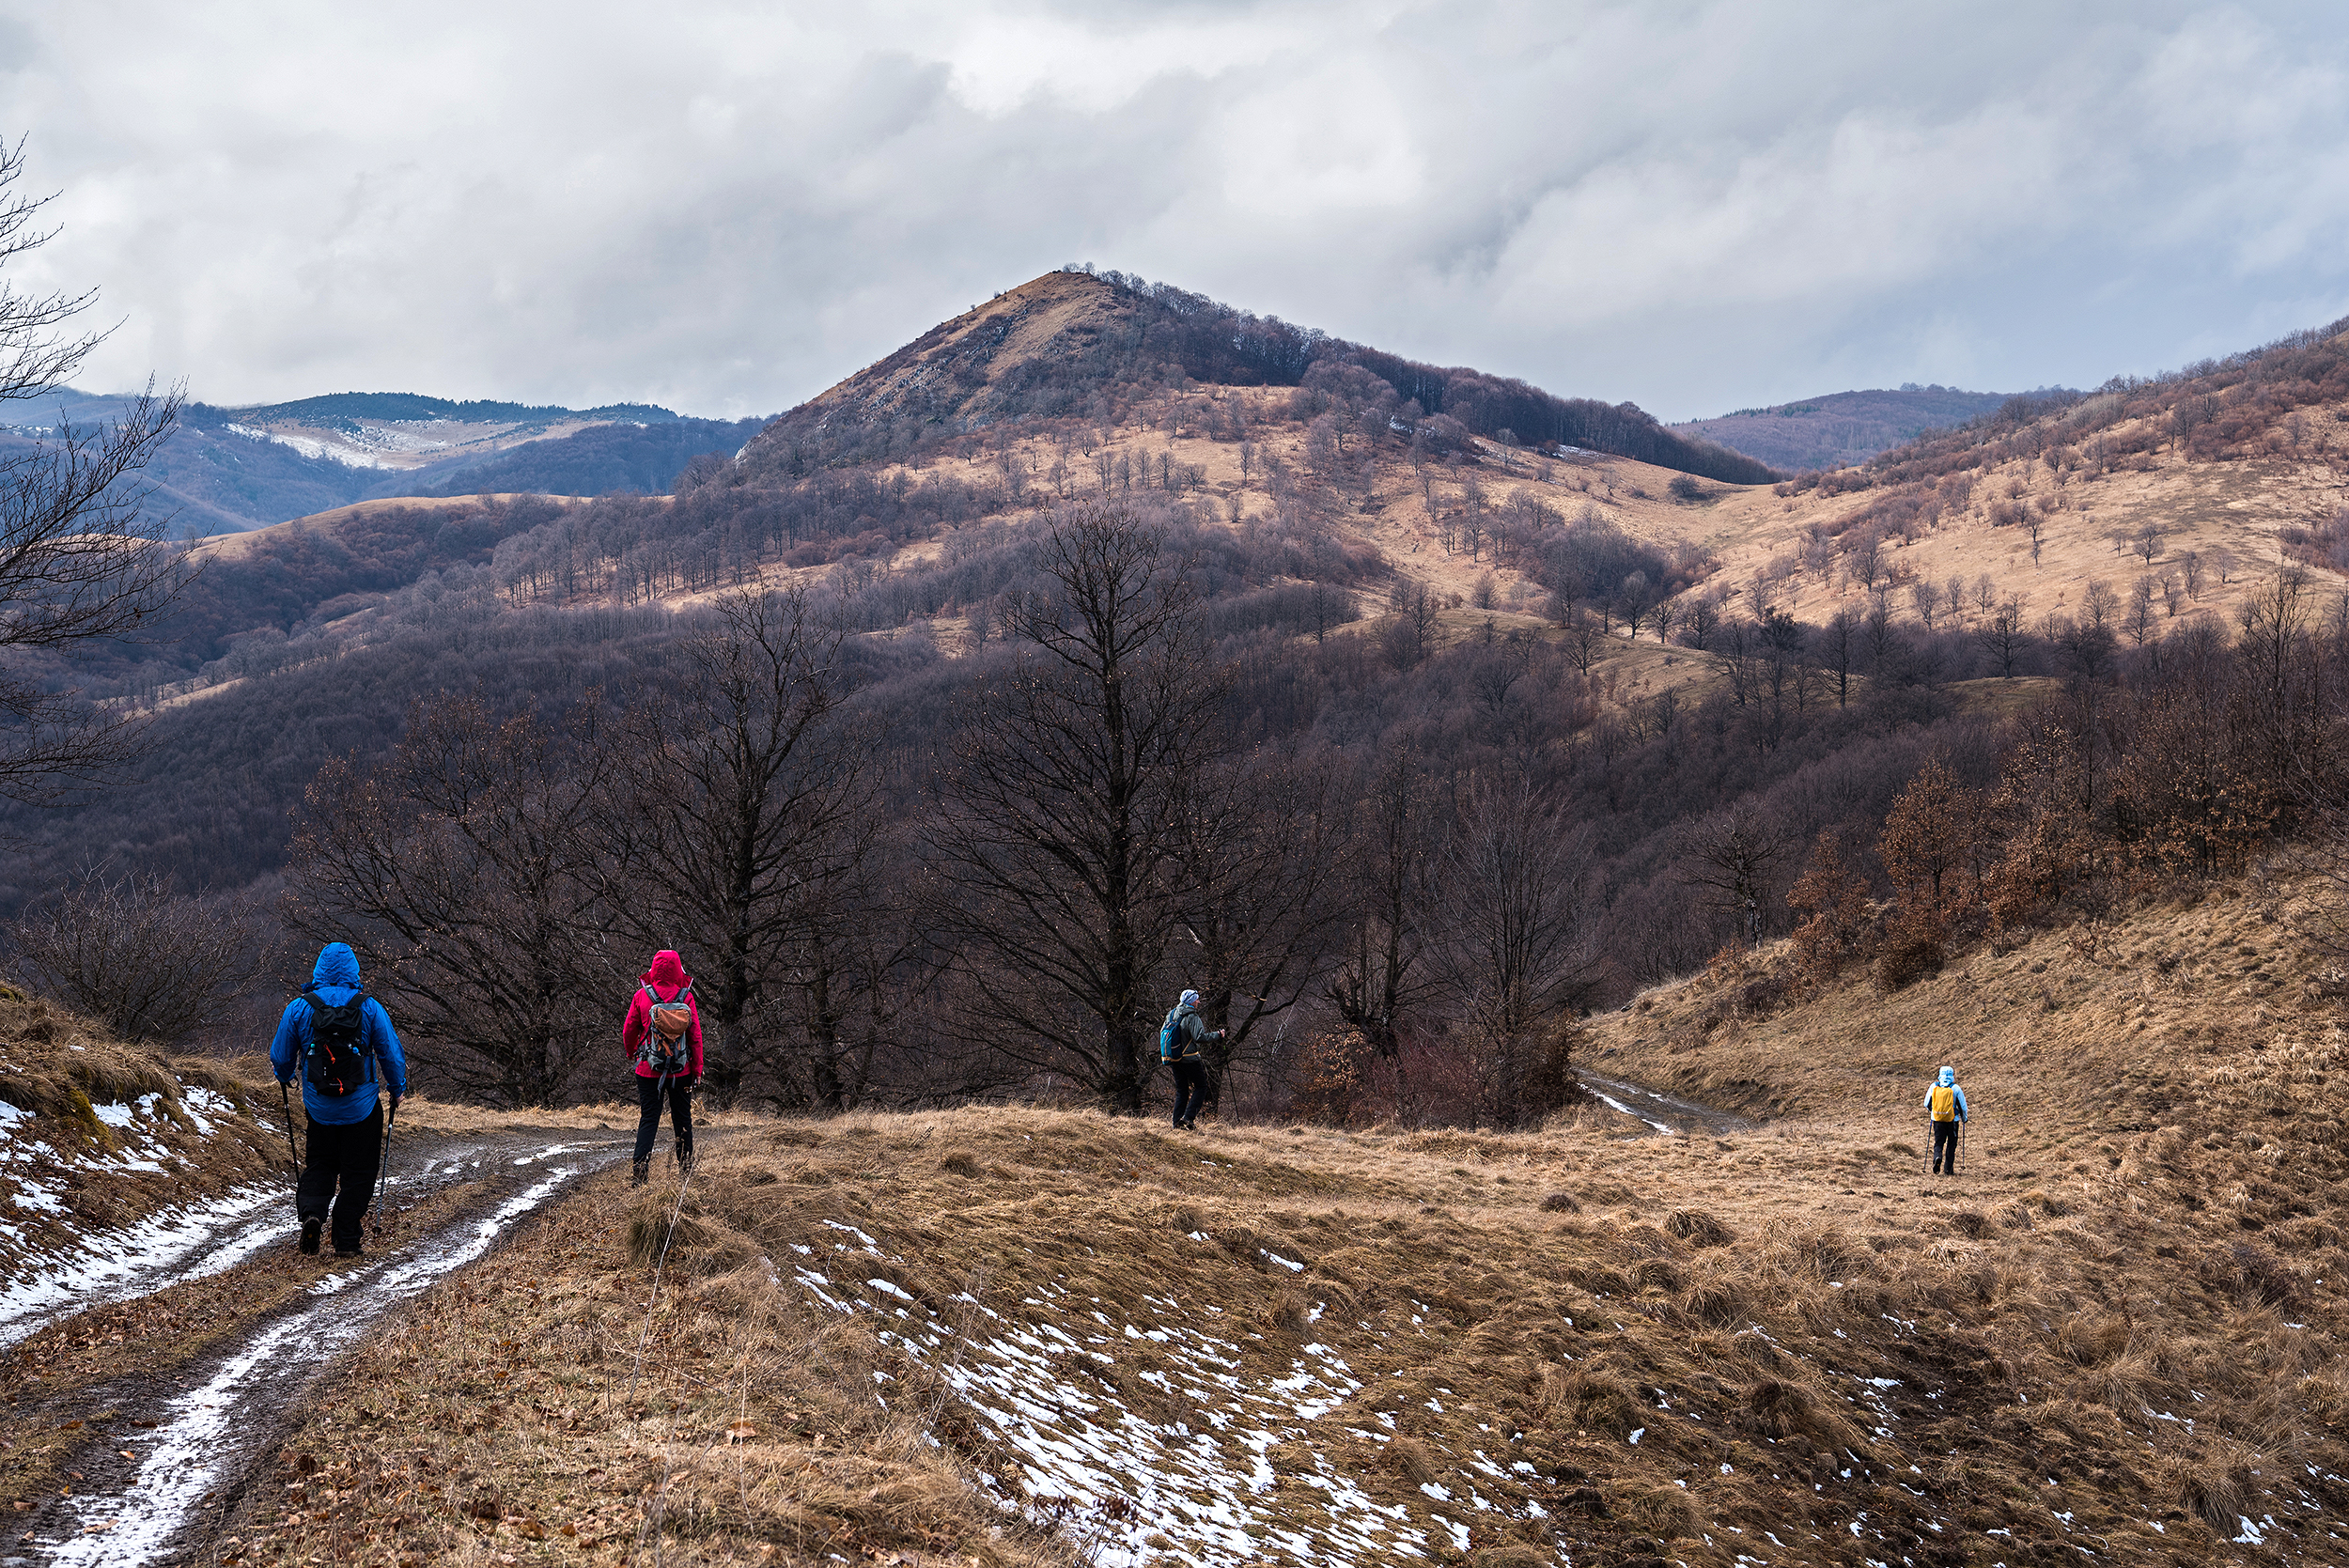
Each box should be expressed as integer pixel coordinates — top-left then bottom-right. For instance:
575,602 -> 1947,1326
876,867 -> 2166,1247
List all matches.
300,989 -> 372,1095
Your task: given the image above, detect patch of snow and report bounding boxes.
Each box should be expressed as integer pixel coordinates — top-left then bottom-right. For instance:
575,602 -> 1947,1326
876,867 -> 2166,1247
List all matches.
0,1185 -> 286,1346
1588,1090 -> 1676,1136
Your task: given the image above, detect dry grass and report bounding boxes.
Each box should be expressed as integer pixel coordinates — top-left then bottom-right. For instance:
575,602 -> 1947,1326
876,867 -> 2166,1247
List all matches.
227,876 -> 2349,1563
253,996 -> 2349,1566
222,1167 -> 1077,1568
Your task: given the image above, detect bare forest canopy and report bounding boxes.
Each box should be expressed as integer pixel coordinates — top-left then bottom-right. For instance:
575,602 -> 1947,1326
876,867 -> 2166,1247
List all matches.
750,268 -> 1779,486
1672,385 -> 2016,474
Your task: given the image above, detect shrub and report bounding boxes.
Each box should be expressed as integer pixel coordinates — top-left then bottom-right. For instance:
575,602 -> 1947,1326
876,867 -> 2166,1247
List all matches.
1874,914 -> 1944,992
1667,473 -> 1704,502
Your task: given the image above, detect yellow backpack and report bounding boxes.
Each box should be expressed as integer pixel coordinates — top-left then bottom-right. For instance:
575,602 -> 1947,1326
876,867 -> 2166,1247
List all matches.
1929,1084 -> 1958,1122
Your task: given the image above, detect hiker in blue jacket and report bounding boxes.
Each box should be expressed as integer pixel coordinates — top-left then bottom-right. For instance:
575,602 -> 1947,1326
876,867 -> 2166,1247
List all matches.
1160,988 -> 1225,1131
1924,1064 -> 1968,1178
271,943 -> 408,1259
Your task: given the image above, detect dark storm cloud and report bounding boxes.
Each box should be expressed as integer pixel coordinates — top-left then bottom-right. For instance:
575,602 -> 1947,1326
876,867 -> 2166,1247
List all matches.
4,1 -> 2345,420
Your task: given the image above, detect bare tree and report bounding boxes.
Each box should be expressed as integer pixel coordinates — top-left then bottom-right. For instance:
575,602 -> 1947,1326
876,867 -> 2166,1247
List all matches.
931,503 -> 1224,1111
288,696 -> 623,1107
1381,580 -> 1440,671
0,137 -> 187,806
598,587 -> 876,1106
7,866 -> 278,1047
1862,591 -> 1900,670
1677,592 -> 1719,650
1173,751 -> 1348,1106
2082,579 -> 2119,632
1821,608 -> 1859,706
1431,774 -> 1595,1126
1566,609 -> 1606,675
1326,753 -> 1440,1089
1677,801 -> 1797,944
2124,576 -> 2157,647
1974,598 -> 2028,677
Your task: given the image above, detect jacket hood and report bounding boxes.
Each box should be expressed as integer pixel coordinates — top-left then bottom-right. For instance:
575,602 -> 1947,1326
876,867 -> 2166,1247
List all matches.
1937,1066 -> 1955,1087
312,942 -> 362,989
643,951 -> 690,989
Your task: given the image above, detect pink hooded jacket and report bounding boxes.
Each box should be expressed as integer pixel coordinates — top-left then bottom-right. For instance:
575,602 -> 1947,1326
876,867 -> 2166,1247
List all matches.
622,950 -> 705,1079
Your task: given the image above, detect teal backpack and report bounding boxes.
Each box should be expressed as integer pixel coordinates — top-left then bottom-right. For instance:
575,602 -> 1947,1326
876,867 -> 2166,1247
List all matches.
1159,1005 -> 1191,1062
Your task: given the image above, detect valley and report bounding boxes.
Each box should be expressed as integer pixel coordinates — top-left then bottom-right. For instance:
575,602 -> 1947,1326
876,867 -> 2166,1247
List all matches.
3,265 -> 2348,1567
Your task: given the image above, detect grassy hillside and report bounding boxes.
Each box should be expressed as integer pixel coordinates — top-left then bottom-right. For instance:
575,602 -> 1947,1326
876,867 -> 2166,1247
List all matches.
230,877 -> 2349,1566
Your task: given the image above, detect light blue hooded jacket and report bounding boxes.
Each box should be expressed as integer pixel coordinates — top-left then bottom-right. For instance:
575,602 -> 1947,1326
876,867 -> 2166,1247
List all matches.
1923,1065 -> 1968,1122
270,943 -> 409,1126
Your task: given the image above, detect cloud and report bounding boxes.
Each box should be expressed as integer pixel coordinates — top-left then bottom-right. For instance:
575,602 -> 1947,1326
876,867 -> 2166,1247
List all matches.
4,0 -> 2346,421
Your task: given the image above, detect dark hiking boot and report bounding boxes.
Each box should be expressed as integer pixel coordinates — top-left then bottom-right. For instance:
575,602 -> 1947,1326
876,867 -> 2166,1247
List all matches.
300,1218 -> 322,1255
334,1243 -> 364,1259
631,1157 -> 650,1187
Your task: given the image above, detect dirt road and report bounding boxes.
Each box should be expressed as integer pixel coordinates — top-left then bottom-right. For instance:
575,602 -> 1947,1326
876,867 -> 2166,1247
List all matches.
4,1127 -> 631,1568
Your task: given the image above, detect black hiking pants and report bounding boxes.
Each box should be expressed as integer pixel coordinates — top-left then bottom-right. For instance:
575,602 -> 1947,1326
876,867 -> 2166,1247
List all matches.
300,1103 -> 382,1252
635,1074 -> 693,1163
1170,1060 -> 1208,1127
1932,1119 -> 1960,1175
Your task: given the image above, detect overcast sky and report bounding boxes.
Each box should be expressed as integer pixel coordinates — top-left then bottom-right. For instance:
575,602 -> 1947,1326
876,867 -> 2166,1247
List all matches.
5,2 -> 2347,424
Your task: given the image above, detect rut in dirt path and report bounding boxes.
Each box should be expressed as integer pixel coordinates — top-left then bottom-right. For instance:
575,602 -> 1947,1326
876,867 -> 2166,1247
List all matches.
10,1128 -> 635,1568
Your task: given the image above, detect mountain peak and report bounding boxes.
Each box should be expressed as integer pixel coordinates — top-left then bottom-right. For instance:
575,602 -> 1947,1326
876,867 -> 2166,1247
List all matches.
771,270 -> 1133,436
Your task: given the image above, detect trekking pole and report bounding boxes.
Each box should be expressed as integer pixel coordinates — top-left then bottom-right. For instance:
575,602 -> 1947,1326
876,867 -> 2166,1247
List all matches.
277,1080 -> 303,1184
371,1095 -> 397,1239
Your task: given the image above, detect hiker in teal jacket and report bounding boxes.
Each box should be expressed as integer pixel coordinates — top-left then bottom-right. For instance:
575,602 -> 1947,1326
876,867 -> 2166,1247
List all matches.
270,943 -> 407,1258
1160,988 -> 1225,1131
1924,1065 -> 1968,1177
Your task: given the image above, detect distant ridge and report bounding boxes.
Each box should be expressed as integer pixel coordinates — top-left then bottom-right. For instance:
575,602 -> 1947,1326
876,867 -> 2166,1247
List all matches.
1675,385 -> 2012,473
226,392 -> 678,431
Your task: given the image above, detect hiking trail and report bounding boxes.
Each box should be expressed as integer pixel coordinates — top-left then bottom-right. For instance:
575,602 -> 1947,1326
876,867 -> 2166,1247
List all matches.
4,1127 -> 633,1568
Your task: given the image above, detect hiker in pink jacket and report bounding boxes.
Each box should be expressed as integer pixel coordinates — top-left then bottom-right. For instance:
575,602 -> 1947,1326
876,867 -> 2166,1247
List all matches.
623,950 -> 704,1184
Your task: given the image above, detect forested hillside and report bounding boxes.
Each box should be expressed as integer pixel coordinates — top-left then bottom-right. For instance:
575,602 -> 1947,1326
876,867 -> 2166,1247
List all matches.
4,272 -> 2345,1129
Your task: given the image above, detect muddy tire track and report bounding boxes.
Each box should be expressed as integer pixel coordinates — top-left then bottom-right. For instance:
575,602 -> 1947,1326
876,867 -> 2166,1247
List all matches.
1577,1069 -> 1753,1138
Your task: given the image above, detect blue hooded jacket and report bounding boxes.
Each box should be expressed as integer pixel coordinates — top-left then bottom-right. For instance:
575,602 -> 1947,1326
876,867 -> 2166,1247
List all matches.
271,943 -> 409,1126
